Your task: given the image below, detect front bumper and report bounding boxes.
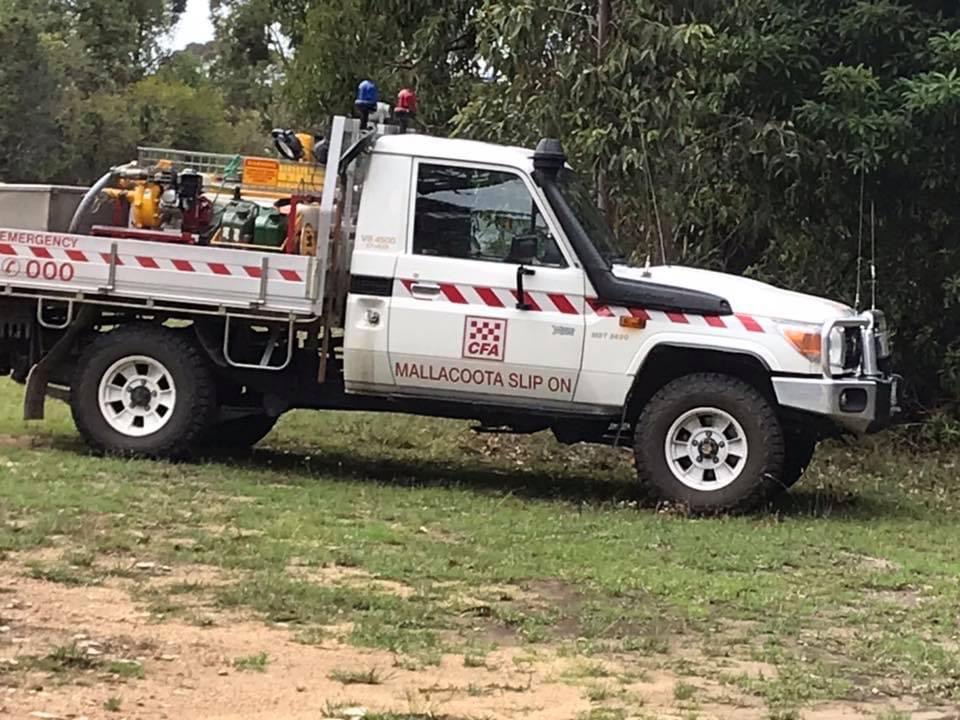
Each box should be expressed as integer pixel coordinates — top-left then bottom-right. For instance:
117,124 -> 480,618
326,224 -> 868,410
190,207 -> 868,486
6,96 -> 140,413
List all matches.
773,309 -> 899,434
772,374 -> 899,434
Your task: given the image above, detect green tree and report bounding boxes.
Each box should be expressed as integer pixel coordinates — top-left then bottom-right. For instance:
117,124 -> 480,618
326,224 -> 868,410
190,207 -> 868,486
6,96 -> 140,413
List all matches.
0,9 -> 68,181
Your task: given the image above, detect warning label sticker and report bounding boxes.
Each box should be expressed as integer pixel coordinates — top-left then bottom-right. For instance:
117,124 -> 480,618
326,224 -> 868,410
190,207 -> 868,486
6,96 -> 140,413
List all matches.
0,230 -> 78,249
242,157 -> 281,186
463,316 -> 506,361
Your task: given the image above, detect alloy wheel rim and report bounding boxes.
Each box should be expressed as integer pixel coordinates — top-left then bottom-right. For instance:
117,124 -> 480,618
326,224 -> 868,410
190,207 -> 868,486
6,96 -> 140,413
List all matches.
97,355 -> 177,437
664,406 -> 749,491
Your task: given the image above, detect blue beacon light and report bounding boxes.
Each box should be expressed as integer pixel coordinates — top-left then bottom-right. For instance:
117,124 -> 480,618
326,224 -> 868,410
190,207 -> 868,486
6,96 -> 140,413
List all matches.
355,80 -> 379,127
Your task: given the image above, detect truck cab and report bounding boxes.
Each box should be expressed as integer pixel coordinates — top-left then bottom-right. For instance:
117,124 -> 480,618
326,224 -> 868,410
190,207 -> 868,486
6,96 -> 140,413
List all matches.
343,132 -> 896,432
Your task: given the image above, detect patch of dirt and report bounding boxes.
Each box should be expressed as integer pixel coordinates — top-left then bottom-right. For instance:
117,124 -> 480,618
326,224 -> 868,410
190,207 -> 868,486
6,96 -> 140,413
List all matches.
9,548 -> 62,565
867,588 -> 923,608
521,579 -> 582,611
0,435 -> 36,449
0,564 -> 595,720
139,563 -> 229,587
803,700 -> 960,720
0,555 -> 953,720
839,551 -> 901,572
289,562 -> 416,599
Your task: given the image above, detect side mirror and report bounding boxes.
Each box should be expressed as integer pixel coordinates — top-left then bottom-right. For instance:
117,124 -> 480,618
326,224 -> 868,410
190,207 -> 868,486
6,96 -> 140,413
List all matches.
506,233 -> 539,265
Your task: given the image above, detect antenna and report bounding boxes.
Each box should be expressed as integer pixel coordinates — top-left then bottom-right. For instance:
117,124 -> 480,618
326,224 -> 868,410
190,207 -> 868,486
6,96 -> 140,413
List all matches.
870,199 -> 877,310
640,131 -> 667,265
854,170 -> 865,311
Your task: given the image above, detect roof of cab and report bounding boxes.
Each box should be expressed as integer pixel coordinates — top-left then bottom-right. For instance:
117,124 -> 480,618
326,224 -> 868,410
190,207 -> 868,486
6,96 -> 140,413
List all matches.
372,133 -> 534,170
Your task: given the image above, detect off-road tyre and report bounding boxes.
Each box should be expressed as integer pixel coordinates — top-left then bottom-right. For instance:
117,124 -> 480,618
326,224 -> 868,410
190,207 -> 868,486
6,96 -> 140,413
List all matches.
197,413 -> 278,451
634,373 -> 785,514
71,325 -> 216,459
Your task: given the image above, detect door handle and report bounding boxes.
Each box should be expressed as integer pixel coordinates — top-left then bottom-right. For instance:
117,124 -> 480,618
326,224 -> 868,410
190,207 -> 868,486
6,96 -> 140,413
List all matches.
410,282 -> 442,298
516,265 -> 536,310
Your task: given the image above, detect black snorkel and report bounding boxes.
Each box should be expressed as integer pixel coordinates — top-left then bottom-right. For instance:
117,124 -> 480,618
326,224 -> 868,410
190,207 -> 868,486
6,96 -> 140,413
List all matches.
532,139 -> 732,316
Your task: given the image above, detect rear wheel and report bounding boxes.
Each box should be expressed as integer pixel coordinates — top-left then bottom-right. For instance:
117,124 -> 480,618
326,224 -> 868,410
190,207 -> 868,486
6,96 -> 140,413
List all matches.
634,373 -> 785,513
71,325 -> 216,458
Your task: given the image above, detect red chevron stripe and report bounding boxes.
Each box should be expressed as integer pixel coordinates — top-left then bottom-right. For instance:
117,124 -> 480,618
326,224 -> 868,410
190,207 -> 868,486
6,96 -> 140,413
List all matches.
440,283 -> 468,304
476,286 -> 504,308
736,313 -> 764,333
587,298 -> 614,317
549,293 -> 578,314
511,290 -> 541,311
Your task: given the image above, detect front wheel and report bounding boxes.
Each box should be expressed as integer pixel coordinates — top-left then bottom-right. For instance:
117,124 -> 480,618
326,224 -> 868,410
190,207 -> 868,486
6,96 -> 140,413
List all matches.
70,325 -> 216,459
634,373 -> 785,513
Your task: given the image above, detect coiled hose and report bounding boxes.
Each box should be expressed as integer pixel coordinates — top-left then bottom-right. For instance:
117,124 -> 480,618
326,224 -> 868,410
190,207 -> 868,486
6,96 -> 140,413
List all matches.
67,161 -> 138,234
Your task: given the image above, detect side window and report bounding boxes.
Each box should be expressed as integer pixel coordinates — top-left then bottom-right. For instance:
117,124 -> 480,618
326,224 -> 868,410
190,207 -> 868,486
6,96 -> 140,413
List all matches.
413,163 -> 566,267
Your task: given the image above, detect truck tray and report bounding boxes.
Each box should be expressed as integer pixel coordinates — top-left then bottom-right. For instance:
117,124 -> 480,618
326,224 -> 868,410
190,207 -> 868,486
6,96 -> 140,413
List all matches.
0,228 -> 322,317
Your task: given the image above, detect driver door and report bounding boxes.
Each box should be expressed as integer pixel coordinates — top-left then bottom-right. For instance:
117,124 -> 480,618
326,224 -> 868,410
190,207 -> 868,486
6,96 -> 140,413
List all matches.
388,160 -> 586,404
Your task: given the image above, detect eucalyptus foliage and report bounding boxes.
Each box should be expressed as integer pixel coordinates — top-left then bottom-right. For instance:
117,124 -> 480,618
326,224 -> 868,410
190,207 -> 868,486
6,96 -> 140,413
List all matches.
267,0 -> 960,413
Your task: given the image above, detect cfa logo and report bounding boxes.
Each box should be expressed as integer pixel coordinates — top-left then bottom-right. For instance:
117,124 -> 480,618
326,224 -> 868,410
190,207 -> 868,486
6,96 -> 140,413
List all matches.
463,316 -> 507,362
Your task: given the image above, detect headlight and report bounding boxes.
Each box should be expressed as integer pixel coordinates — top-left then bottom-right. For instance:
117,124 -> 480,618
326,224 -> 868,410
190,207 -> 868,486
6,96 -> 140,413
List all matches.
778,319 -> 865,375
828,326 -> 845,368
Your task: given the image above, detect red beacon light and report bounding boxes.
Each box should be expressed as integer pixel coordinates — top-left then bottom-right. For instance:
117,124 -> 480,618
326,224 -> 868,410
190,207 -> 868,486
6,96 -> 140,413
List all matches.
394,88 -> 417,133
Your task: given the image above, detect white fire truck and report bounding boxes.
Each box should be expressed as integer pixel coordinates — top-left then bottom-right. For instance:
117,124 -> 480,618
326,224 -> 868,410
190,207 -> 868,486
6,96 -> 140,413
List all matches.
0,87 -> 899,512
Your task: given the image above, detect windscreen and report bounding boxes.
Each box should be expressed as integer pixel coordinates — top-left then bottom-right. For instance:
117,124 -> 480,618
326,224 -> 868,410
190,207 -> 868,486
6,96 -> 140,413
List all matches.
556,168 -> 626,266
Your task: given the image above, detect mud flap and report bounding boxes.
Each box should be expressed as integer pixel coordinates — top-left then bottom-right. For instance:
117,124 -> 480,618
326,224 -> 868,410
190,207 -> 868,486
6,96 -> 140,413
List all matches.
23,305 -> 96,420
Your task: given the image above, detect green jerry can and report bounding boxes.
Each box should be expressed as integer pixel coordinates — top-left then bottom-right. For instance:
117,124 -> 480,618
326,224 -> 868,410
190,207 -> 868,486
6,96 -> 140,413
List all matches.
220,199 -> 259,245
253,207 -> 288,249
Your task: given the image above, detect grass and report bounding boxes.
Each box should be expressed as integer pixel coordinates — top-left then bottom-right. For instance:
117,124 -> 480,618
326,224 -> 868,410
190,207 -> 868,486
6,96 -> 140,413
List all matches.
26,562 -> 100,586
875,711 -> 910,720
674,680 -> 697,701
329,666 -> 387,685
584,683 -> 617,702
232,652 -> 269,672
577,709 -> 627,720
462,653 -> 487,668
107,660 -> 144,679
103,696 -> 122,712
0,642 -> 105,680
2,379 -> 960,715
40,642 -> 101,672
563,660 -> 614,680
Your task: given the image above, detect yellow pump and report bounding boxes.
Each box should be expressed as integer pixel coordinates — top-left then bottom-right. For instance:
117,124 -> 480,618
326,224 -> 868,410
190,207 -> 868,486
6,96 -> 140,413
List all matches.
103,182 -> 163,229
101,160 -> 174,229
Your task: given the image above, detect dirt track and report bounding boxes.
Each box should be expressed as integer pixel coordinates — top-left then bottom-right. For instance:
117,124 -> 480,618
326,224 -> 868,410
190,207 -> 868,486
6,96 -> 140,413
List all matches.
3,555 -> 956,720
